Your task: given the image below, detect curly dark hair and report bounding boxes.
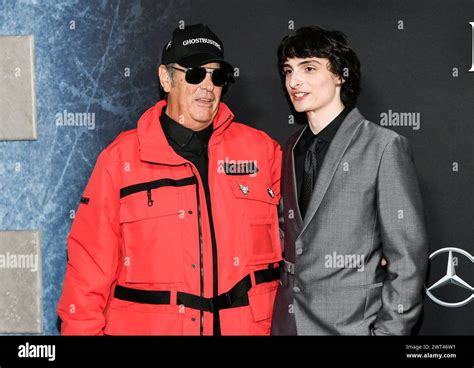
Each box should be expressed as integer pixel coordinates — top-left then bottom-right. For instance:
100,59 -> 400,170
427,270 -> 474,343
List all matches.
278,26 -> 361,108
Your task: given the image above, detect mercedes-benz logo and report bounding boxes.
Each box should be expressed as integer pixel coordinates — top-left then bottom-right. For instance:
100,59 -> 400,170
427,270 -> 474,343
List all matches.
424,247 -> 473,307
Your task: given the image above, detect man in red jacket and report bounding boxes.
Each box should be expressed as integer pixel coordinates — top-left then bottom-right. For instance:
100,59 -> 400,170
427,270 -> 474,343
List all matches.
57,24 -> 282,335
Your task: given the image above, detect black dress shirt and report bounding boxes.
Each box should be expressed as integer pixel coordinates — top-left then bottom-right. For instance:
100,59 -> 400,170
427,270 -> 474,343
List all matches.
160,110 -> 213,194
294,108 -> 350,213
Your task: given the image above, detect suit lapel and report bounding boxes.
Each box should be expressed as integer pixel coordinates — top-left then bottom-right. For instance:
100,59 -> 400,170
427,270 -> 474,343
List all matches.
286,126 -> 307,229
297,108 -> 365,240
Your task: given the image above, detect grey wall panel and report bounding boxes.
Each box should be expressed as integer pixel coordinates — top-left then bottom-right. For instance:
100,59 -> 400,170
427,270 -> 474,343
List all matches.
0,230 -> 42,333
0,35 -> 37,140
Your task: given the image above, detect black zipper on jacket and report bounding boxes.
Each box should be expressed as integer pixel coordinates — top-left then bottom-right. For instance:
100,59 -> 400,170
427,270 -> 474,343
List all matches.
206,114 -> 232,336
192,167 -> 205,336
188,155 -> 222,335
207,144 -> 221,336
189,165 -> 221,335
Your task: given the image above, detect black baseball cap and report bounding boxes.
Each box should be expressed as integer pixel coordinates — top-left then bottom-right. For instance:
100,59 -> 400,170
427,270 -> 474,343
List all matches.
161,24 -> 233,71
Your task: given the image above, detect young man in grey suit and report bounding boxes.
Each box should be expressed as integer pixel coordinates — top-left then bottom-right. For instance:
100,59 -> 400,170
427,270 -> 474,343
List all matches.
271,26 -> 429,335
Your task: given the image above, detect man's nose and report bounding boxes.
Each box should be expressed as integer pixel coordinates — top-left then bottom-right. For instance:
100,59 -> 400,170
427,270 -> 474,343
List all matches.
288,73 -> 302,89
201,71 -> 215,91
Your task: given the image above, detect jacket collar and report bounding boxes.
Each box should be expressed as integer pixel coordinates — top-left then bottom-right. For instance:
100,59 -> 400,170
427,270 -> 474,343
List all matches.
137,100 -> 234,165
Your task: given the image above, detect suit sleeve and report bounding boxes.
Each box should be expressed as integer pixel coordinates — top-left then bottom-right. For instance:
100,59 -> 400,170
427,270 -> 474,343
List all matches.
373,135 -> 429,335
57,149 -> 121,335
278,198 -> 285,246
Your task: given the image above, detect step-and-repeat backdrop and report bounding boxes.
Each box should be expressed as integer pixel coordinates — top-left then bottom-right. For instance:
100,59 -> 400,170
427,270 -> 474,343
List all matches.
0,0 -> 472,335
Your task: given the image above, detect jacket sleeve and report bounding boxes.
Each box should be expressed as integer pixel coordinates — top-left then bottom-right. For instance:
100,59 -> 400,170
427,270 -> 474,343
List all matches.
373,135 -> 429,335
57,149 -> 121,335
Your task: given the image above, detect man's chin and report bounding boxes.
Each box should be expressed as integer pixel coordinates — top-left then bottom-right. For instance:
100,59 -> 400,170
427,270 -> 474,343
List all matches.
190,115 -> 214,127
291,101 -> 308,113
192,111 -> 218,124
293,106 -> 308,113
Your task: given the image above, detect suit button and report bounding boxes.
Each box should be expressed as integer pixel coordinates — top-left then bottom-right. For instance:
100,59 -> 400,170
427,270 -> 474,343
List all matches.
296,247 -> 303,255
293,286 -> 301,293
191,317 -> 196,322
191,264 -> 197,268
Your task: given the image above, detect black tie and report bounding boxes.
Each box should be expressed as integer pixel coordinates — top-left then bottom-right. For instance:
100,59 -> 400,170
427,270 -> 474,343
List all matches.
299,136 -> 320,218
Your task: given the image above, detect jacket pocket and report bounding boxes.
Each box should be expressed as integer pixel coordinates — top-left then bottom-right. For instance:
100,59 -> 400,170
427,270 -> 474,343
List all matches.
119,188 -> 184,284
334,281 -> 384,291
247,284 -> 278,335
227,178 -> 281,265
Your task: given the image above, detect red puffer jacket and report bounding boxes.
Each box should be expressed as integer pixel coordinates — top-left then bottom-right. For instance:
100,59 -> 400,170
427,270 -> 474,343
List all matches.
57,100 -> 282,335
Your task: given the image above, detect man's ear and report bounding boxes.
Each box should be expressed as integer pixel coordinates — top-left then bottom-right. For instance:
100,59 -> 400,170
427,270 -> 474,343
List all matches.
333,73 -> 345,86
158,65 -> 171,93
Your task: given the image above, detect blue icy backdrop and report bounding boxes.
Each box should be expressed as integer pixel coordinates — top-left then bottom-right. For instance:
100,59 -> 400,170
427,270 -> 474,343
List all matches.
0,0 -> 191,335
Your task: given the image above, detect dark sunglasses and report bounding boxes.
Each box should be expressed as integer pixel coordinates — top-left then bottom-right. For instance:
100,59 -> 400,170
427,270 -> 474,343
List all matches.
172,66 -> 234,87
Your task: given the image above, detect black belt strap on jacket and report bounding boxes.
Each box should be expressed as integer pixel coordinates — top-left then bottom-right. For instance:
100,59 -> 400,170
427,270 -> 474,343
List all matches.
113,266 -> 281,312
114,285 -> 171,304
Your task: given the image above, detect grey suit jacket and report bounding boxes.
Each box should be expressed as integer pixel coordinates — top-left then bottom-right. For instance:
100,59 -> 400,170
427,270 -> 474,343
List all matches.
271,108 -> 429,335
